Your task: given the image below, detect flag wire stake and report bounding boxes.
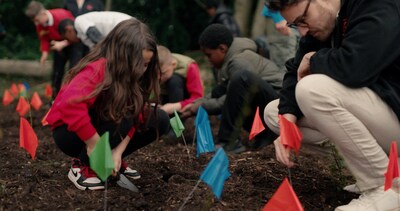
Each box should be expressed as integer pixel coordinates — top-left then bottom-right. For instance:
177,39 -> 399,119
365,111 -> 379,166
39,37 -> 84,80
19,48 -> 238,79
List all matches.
192,128 -> 196,147
178,179 -> 201,211
181,134 -> 192,160
104,180 -> 108,211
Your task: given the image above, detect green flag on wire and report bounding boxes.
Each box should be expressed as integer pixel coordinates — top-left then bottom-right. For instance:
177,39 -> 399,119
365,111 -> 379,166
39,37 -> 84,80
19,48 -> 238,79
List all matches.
170,110 -> 185,137
89,132 -> 115,181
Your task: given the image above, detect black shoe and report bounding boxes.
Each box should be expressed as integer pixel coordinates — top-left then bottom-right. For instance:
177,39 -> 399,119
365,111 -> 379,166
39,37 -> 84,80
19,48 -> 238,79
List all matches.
217,139 -> 246,154
68,159 -> 104,190
120,161 -> 141,180
248,130 -> 277,150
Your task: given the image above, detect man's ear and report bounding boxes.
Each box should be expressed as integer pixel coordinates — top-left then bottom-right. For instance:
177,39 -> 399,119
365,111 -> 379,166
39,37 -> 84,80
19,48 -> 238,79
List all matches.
218,44 -> 228,53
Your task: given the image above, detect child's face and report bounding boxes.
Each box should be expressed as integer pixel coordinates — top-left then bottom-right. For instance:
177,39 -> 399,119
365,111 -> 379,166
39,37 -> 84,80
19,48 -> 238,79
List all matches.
33,11 -> 48,26
160,61 -> 174,84
63,25 -> 80,43
201,46 -> 226,69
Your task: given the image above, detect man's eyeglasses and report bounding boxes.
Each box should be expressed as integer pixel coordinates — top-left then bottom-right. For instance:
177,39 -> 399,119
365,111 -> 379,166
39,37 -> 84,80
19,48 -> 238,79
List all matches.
286,0 -> 311,28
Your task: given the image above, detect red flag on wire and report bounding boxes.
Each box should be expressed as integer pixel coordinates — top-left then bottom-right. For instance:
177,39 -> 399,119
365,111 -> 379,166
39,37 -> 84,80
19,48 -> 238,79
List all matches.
45,84 -> 52,99
20,117 -> 38,160
384,141 -> 399,191
279,114 -> 302,154
16,97 -> 30,116
30,92 -> 43,111
2,90 -> 14,106
10,83 -> 19,97
249,107 -> 266,141
263,178 -> 304,211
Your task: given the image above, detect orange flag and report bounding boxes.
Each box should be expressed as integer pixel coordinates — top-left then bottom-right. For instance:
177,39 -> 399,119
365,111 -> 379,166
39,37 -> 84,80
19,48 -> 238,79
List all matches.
30,92 -> 43,111
45,84 -> 53,99
2,90 -> 14,106
10,83 -> 19,97
16,97 -> 30,116
384,141 -> 399,191
249,107 -> 266,141
263,178 -> 304,211
279,115 -> 302,154
41,108 -> 51,126
20,117 -> 39,160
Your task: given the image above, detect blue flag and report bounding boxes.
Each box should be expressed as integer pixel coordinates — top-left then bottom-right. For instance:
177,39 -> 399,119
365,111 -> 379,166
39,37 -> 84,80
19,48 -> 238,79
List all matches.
200,148 -> 230,199
195,106 -> 215,157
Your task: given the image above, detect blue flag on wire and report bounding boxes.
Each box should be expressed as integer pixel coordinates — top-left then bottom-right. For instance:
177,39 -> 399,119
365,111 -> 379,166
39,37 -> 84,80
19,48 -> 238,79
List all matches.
195,106 -> 215,157
200,148 -> 230,199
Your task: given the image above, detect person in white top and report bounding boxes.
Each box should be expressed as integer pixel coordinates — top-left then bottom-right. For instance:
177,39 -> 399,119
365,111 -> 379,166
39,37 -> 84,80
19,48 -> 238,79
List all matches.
58,11 -> 134,49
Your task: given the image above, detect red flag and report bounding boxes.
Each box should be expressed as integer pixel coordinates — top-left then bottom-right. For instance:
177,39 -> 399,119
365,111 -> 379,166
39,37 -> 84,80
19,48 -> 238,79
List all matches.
41,108 -> 51,126
10,83 -> 19,97
30,92 -> 43,111
16,97 -> 30,116
263,178 -> 304,211
384,141 -> 399,191
20,117 -> 38,160
249,107 -> 266,141
2,90 -> 14,106
45,84 -> 52,99
279,115 -> 302,154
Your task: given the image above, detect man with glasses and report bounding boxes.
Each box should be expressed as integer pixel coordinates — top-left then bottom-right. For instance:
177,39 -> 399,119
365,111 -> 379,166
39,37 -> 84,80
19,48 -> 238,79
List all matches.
263,0 -> 400,210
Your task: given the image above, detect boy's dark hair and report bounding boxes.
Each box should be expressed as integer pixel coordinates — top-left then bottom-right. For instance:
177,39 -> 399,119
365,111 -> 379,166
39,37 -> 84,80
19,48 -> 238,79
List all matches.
205,0 -> 219,9
58,19 -> 74,35
265,0 -> 304,11
25,1 -> 45,19
198,24 -> 233,49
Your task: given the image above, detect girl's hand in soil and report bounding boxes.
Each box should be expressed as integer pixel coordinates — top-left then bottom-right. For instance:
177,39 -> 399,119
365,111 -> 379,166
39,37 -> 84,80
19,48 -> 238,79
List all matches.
274,136 -> 295,168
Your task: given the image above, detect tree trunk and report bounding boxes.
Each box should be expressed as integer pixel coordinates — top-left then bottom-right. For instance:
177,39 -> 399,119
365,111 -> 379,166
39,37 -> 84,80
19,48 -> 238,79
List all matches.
250,0 -> 268,39
105,0 -> 112,11
0,59 -> 51,77
233,0 -> 254,37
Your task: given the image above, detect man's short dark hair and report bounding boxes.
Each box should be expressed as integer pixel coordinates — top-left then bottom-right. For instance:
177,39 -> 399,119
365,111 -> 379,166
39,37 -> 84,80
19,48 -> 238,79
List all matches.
58,18 -> 74,35
265,0 -> 303,11
205,0 -> 219,9
199,24 -> 234,49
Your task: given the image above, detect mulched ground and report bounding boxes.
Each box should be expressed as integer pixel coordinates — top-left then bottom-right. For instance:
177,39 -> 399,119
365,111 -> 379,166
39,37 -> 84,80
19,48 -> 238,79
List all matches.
0,97 -> 359,211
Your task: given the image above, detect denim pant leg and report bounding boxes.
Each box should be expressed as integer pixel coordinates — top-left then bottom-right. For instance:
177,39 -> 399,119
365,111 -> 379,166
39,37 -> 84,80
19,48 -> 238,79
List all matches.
217,70 -> 278,144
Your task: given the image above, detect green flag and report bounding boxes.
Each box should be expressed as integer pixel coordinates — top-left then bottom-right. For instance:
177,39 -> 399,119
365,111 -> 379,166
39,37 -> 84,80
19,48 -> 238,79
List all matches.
170,110 -> 185,137
89,132 -> 115,181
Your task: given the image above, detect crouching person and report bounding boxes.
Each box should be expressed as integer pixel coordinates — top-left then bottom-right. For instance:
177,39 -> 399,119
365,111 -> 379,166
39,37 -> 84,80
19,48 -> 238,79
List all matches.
46,19 -> 169,190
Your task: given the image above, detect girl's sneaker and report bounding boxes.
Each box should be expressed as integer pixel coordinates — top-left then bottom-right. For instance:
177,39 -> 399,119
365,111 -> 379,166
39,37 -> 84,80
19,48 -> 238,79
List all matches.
120,161 -> 141,180
68,159 -> 104,190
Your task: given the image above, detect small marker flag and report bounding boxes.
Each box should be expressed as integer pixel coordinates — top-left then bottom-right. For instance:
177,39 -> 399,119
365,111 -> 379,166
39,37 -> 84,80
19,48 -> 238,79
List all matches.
45,84 -> 52,99
249,107 -> 266,141
30,92 -> 43,111
89,132 -> 115,181
195,106 -> 214,157
170,110 -> 185,137
19,117 -> 38,160
41,109 -> 51,126
279,114 -> 302,154
10,83 -> 19,97
200,148 -> 230,199
384,141 -> 400,191
2,90 -> 14,106
262,178 -> 304,211
16,97 -> 30,116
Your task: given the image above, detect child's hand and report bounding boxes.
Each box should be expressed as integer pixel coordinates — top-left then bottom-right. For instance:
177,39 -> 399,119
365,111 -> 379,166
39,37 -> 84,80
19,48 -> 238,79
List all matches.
112,149 -> 122,174
50,40 -> 69,52
160,103 -> 181,115
40,51 -> 48,67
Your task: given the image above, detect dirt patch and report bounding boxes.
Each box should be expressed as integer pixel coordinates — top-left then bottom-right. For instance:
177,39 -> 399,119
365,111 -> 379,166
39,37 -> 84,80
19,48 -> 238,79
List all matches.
0,99 -> 358,210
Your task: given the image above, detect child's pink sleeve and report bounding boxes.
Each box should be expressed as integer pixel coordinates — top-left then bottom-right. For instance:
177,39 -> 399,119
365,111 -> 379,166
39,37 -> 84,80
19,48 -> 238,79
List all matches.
180,62 -> 204,108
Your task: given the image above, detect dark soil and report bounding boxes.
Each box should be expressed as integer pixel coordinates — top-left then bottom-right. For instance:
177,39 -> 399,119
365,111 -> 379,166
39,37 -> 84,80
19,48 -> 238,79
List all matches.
0,97 -> 359,211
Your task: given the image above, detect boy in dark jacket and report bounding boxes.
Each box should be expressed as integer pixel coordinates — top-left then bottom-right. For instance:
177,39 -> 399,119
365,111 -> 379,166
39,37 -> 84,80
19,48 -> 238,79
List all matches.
182,24 -> 284,153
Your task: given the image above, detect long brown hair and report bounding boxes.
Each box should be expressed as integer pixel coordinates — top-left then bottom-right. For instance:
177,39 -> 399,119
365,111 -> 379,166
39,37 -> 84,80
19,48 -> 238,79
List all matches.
63,18 -> 160,124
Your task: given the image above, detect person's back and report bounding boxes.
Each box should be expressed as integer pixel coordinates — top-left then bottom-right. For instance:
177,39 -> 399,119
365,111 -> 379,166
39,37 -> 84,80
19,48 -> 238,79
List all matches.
205,0 -> 241,37
63,0 -> 104,17
74,11 -> 133,48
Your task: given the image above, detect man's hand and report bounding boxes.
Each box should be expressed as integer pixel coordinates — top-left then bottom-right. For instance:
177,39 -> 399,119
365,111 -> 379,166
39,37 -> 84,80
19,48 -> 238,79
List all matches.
297,51 -> 316,81
273,136 -> 294,167
180,100 -> 202,118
